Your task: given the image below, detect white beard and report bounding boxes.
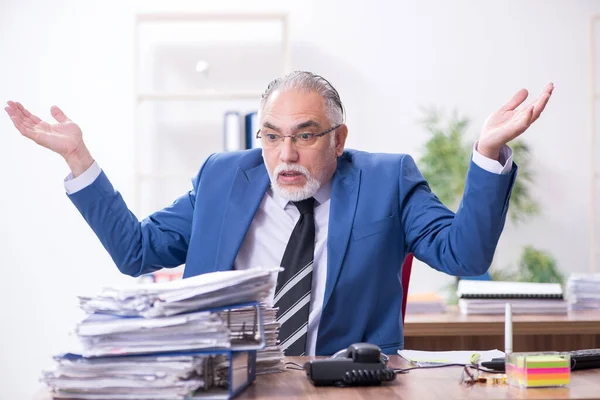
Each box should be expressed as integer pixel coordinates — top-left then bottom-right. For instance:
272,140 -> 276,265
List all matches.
269,163 -> 322,202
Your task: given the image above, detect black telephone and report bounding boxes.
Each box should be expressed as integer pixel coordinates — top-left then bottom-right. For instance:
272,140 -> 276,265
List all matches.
304,343 -> 396,386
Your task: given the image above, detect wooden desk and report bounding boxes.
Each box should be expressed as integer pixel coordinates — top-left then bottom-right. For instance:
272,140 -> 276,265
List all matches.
238,356 -> 600,399
34,356 -> 600,399
404,308 -> 600,352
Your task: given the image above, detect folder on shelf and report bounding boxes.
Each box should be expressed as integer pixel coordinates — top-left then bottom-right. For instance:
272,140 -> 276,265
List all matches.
224,111 -> 244,151
244,111 -> 260,149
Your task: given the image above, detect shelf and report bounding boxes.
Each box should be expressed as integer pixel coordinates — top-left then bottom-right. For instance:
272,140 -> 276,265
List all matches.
137,91 -> 264,102
136,13 -> 287,23
132,12 -> 290,215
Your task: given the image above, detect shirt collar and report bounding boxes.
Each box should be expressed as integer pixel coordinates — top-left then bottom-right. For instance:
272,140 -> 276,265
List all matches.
269,180 -> 333,210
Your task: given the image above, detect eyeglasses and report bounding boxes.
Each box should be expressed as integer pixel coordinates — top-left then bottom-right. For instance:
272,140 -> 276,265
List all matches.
459,366 -> 506,386
256,124 -> 341,149
460,366 -> 480,385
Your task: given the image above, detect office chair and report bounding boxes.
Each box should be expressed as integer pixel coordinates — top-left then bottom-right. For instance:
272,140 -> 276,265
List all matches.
401,253 -> 414,325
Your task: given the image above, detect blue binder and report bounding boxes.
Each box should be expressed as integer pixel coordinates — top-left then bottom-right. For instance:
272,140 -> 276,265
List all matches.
47,302 -> 265,400
244,111 -> 260,149
55,349 -> 257,400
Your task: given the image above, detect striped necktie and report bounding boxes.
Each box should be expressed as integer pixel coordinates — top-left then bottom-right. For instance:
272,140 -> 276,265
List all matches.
274,197 -> 316,356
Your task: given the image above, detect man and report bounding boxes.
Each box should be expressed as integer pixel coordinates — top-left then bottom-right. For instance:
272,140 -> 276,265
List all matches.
5,71 -> 553,356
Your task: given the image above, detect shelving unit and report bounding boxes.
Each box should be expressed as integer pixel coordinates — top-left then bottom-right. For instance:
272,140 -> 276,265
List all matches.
137,91 -> 264,102
133,12 -> 290,217
591,15 -> 600,272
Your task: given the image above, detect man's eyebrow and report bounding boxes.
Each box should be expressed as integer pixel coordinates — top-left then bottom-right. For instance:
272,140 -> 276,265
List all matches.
293,120 -> 321,131
262,121 -> 280,132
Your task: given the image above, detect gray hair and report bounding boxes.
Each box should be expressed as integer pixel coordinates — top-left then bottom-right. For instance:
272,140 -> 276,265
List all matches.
259,71 -> 345,126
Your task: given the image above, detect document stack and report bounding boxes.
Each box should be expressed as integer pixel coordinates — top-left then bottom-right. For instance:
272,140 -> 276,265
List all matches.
42,268 -> 278,400
246,305 -> 284,374
405,292 -> 447,314
567,274 -> 600,311
215,304 -> 284,375
457,280 -> 568,315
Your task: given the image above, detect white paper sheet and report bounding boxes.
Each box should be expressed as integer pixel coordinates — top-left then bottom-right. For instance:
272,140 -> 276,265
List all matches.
398,349 -> 505,366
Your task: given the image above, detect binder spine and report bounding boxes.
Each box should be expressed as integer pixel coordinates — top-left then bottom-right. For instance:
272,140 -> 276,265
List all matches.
224,111 -> 244,151
460,294 -> 564,300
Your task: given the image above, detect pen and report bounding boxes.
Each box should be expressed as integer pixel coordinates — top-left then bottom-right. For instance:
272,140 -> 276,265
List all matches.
505,303 -> 512,354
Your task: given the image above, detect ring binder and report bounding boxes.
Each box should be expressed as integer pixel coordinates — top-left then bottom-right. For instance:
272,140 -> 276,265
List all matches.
457,280 -> 564,299
457,280 -> 568,315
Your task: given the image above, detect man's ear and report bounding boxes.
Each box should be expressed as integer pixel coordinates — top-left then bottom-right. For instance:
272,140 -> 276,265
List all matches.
335,124 -> 348,157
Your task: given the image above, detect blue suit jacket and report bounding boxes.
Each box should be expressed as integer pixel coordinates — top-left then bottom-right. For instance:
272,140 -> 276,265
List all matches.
69,149 -> 516,355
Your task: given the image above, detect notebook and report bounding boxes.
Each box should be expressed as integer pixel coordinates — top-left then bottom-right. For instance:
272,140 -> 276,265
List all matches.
457,280 -> 564,299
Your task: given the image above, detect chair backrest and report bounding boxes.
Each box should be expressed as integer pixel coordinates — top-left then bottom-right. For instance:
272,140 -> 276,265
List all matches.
401,253 -> 414,325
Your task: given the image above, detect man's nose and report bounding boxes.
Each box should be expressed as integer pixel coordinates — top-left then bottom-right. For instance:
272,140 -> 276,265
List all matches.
279,137 -> 299,163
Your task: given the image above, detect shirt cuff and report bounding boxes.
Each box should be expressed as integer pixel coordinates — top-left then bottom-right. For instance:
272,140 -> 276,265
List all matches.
472,142 -> 513,175
64,161 -> 102,194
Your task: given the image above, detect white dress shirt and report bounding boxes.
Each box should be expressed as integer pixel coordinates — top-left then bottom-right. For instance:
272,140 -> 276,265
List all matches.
64,145 -> 513,355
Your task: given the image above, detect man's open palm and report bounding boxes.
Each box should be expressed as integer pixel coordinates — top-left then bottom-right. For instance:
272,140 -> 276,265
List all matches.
479,83 -> 554,159
5,101 -> 84,159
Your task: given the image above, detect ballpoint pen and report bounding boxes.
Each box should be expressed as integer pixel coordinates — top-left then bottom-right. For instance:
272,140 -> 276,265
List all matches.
505,303 -> 512,354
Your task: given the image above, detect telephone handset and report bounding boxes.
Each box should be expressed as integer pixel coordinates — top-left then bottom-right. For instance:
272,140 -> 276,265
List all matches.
304,343 -> 396,386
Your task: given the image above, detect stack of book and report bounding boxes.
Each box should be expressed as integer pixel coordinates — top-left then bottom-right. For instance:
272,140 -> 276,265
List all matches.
457,280 -> 568,315
567,274 -> 600,311
42,268 -> 279,400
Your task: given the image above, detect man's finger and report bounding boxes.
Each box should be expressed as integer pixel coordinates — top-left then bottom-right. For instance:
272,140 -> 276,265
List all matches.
518,106 -> 535,131
9,102 -> 39,128
7,106 -> 26,126
531,93 -> 551,124
12,117 -> 49,147
11,116 -> 34,139
15,102 -> 42,124
9,101 -> 28,120
507,105 -> 533,137
502,88 -> 529,111
20,117 -> 36,129
4,105 -> 17,119
51,105 -> 70,123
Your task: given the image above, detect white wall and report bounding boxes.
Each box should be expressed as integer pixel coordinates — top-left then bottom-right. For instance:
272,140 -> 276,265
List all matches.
1,0 -> 597,398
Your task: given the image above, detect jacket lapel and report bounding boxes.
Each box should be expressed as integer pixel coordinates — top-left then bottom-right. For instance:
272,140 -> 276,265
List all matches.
323,155 -> 361,309
214,163 -> 270,271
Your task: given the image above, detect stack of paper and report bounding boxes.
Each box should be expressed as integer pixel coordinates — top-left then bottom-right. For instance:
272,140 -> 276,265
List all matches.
78,268 -> 276,318
256,306 -> 285,374
567,274 -> 600,311
457,280 -> 568,315
76,311 -> 231,357
405,292 -> 447,314
43,354 -> 209,400
42,268 -> 277,399
398,349 -> 505,366
216,304 -> 284,375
